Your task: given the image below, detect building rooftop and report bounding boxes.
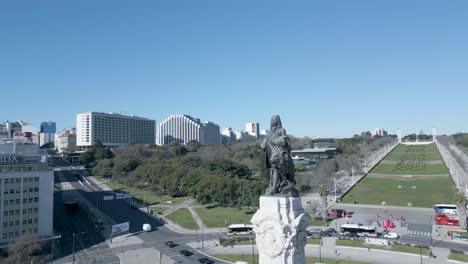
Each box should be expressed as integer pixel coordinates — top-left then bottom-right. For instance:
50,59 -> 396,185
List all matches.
78,112 -> 155,121
0,140 -> 44,155
291,147 -> 337,153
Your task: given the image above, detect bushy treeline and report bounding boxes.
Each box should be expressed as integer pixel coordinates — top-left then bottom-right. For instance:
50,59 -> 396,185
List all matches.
85,140 -> 267,207
453,133 -> 468,148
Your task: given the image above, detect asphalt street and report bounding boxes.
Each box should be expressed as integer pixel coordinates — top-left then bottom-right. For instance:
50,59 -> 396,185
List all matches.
54,166 -> 229,264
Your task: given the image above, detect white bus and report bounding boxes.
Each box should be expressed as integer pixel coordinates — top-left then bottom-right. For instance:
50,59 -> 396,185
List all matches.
433,204 -> 458,214
227,224 -> 254,235
339,224 -> 377,237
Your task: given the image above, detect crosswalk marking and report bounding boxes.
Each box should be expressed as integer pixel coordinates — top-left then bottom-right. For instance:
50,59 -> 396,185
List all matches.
407,230 -> 431,237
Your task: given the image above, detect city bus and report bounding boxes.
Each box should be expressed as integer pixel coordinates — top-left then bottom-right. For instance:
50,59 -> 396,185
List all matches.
448,229 -> 468,240
433,204 -> 458,215
339,224 -> 378,237
227,224 -> 254,235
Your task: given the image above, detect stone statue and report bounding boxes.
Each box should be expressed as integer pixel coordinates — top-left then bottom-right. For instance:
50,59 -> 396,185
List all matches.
260,115 -> 298,197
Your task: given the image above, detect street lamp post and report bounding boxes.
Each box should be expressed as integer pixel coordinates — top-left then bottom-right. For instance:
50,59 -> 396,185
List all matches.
72,233 -> 76,264
319,234 -> 322,263
251,237 -> 255,264
72,232 -> 85,264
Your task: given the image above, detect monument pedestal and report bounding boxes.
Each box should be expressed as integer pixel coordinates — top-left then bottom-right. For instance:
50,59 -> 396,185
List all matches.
251,196 -> 310,264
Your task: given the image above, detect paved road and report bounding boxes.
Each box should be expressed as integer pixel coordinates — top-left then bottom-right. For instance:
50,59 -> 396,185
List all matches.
54,166 -> 229,264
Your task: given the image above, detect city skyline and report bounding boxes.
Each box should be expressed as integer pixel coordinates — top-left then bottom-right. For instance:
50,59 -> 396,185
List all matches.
1,1 -> 467,137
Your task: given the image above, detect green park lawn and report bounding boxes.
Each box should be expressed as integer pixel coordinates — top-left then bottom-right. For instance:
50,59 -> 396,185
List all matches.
213,254 -> 371,264
148,206 -> 169,214
194,207 -> 254,228
371,163 -> 448,175
384,144 -> 443,161
105,180 -> 187,206
165,208 -> 197,230
341,177 -> 456,208
384,151 -> 443,161
449,252 -> 468,262
336,240 -> 430,255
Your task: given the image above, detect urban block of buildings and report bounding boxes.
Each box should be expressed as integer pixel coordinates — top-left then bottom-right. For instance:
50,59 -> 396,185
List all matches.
0,141 -> 53,244
76,112 -> 156,148
0,121 -> 39,145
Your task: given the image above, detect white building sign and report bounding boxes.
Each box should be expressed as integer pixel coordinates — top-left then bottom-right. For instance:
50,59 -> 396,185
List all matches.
0,156 -> 18,164
111,222 -> 130,235
365,237 -> 388,246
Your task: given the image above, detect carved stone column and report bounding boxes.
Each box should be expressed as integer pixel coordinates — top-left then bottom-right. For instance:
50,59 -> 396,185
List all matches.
251,196 -> 310,264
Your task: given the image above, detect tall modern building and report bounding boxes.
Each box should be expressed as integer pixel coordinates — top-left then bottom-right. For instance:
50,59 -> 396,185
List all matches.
39,121 -> 56,147
245,122 -> 260,139
40,122 -> 56,134
76,112 -> 156,147
156,114 -> 220,146
0,141 -> 53,243
203,122 -> 221,145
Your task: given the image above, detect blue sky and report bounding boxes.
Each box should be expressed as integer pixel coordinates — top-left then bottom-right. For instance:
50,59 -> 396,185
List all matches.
1,1 -> 467,137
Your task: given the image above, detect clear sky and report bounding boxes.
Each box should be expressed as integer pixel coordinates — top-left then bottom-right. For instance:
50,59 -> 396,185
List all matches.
1,1 -> 467,137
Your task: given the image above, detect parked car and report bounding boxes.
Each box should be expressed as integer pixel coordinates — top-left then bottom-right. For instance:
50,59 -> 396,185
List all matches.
329,209 -> 346,218
197,257 -> 215,264
165,241 -> 178,248
307,228 -> 322,238
383,232 -> 399,239
324,228 -> 337,234
179,250 -> 193,256
319,231 -> 332,237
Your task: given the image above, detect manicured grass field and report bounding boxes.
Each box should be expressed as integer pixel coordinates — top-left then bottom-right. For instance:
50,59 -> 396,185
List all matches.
385,152 -> 443,161
212,255 -> 371,264
105,180 -> 187,205
371,163 -> 448,175
383,143 -> 443,162
165,208 -> 197,230
149,206 -> 169,214
341,177 -> 456,207
194,207 -> 254,228
449,252 -> 468,262
336,239 -> 430,255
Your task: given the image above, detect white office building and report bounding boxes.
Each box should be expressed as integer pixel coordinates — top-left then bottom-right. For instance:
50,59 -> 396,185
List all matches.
221,128 -> 236,143
76,112 -> 155,147
371,128 -> 388,137
245,122 -> 260,139
156,114 -> 220,146
0,141 -> 53,243
234,130 -> 249,141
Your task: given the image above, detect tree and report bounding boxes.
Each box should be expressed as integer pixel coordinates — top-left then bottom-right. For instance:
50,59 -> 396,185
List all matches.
319,184 -> 329,219
186,140 -> 200,152
454,192 -> 468,230
2,235 -> 47,264
80,150 -> 95,164
92,159 -> 114,177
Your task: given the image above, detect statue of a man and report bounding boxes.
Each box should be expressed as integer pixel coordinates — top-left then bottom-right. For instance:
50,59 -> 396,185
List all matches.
260,115 -> 298,197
